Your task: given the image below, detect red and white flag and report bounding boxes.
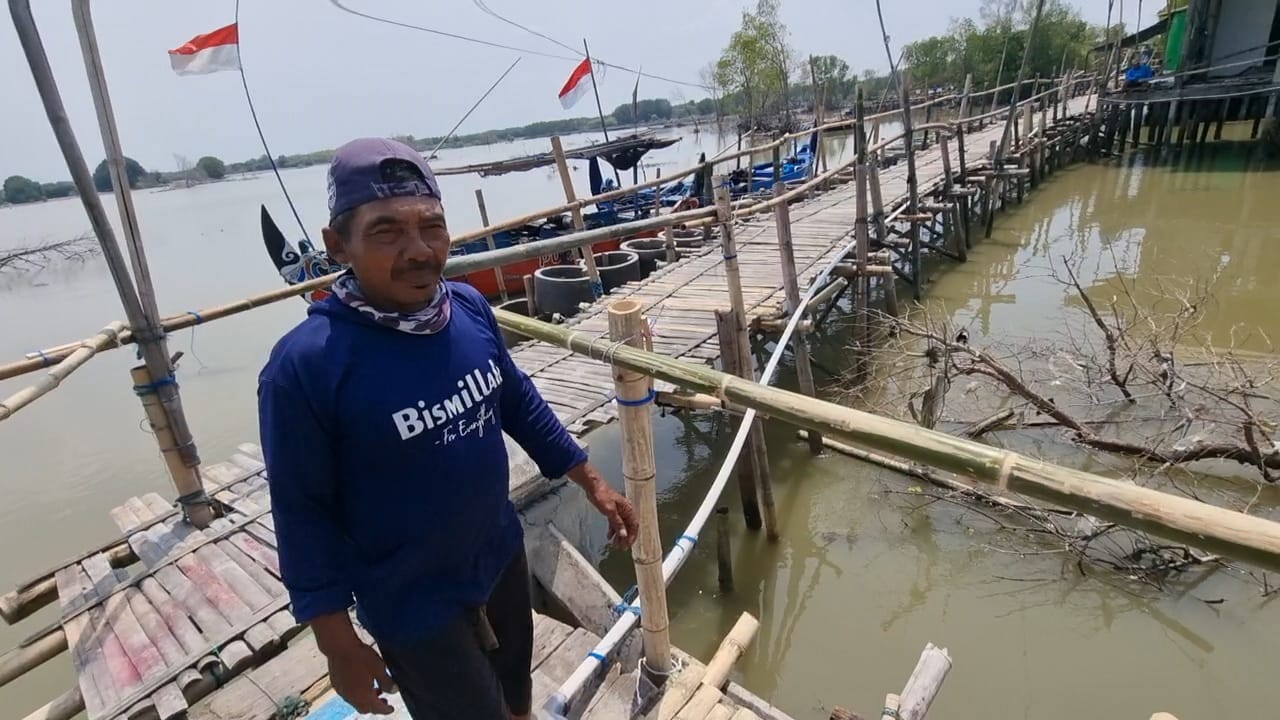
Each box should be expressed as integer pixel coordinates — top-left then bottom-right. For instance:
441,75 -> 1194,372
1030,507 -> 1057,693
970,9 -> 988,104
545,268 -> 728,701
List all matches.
168,23 -> 240,76
558,57 -> 605,110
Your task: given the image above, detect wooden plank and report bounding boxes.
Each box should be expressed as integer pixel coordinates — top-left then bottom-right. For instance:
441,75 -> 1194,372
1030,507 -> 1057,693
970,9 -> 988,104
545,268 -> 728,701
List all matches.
142,493 -> 172,517
706,704 -> 735,720
227,532 -> 280,576
216,540 -> 285,597
581,666 -> 638,720
526,524 -> 621,637
530,614 -> 574,671
110,505 -> 142,535
185,634 -> 326,720
56,565 -> 109,717
674,684 -> 724,720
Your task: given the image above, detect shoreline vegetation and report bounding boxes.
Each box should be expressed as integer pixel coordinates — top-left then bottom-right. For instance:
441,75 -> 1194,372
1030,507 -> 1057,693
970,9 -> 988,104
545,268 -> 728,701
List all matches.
3,0 -> 1112,207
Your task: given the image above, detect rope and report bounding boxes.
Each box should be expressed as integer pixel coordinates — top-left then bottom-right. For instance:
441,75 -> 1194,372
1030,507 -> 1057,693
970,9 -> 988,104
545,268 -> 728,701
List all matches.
614,389 -> 656,407
212,643 -> 310,717
132,374 -> 176,396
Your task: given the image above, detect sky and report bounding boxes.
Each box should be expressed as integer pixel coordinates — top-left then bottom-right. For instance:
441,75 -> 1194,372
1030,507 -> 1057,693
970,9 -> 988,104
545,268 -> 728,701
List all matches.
0,0 -> 1135,181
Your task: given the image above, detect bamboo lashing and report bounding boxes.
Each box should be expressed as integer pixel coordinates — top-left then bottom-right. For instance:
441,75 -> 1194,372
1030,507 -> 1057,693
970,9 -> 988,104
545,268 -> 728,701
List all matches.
608,299 -> 671,677
493,309 -> 1280,574
0,322 -> 124,423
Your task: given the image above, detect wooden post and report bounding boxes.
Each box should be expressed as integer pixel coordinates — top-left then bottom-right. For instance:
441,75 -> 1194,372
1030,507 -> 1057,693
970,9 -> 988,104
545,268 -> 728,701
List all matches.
897,70 -> 925,301
550,135 -> 602,297
473,188 -> 507,302
714,178 -> 779,540
772,183 -> 822,454
851,89 -> 872,369
607,298 -> 671,678
771,144 -> 782,185
898,643 -> 952,720
715,311 -> 762,531
663,225 -> 678,264
522,274 -> 539,318
715,507 -> 734,592
957,74 -> 973,129
68,0 -> 213,526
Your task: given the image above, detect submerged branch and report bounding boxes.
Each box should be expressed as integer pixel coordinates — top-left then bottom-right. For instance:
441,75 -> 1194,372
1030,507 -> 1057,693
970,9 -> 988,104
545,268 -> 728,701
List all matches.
0,235 -> 98,274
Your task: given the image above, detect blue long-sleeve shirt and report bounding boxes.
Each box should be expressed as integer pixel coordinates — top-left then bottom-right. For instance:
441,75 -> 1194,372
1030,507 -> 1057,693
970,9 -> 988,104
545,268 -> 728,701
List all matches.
257,282 -> 587,644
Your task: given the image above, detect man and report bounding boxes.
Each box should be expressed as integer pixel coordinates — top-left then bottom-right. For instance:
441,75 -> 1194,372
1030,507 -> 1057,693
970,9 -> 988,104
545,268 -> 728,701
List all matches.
258,137 -> 639,720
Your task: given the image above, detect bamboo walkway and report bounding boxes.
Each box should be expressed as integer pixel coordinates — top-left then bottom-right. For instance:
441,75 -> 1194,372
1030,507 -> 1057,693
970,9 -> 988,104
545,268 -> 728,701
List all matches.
507,92 -> 1098,500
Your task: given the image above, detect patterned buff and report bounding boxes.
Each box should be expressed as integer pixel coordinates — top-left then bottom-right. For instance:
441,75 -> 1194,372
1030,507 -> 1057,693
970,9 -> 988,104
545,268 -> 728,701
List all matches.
331,271 -> 452,334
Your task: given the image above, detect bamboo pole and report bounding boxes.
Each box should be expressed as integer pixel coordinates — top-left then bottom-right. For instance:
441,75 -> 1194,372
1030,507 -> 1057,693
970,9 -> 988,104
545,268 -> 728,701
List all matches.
0,628 -> 67,687
22,688 -> 81,720
714,178 -> 779,540
898,643 -> 952,720
13,0 -> 212,526
550,135 -> 603,297
522,274 -> 538,318
473,188 -> 508,302
608,298 -> 671,678
493,309 -> 1280,574
0,322 -> 123,423
701,613 -> 759,690
853,92 -> 872,369
663,225 -> 678,264
772,182 -> 821,454
958,74 -> 973,128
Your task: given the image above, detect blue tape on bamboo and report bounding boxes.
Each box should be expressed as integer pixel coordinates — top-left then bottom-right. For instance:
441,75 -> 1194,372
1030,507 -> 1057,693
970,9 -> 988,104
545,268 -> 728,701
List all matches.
33,349 -> 50,367
614,389 -> 656,407
677,534 -> 698,547
186,310 -> 204,324
133,374 -> 177,396
722,253 -> 738,261
587,651 -> 606,662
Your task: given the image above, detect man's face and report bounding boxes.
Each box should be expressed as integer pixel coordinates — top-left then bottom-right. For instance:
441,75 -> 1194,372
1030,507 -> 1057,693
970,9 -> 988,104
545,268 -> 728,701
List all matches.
323,195 -> 450,313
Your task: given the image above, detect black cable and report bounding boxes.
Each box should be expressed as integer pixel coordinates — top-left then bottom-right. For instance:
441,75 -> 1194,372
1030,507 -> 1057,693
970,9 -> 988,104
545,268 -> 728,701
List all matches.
235,0 -> 310,243
330,0 -> 709,89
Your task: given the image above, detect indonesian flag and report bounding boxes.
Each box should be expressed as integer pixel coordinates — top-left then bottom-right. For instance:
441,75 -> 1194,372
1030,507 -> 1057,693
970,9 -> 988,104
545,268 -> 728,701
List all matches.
169,23 -> 240,76
558,57 -> 605,110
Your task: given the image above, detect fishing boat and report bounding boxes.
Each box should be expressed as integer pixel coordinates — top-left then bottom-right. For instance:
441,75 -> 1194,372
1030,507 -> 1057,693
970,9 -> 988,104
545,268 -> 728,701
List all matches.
260,132 -> 684,301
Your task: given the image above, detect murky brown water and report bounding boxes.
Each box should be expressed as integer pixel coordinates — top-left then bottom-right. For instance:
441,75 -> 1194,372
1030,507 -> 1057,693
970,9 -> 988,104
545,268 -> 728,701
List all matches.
3,128 -> 1278,719
592,140 -> 1280,720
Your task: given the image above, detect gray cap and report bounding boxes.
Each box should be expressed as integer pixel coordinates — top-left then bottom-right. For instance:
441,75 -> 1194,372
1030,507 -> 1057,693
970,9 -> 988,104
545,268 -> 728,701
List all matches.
326,137 -> 441,221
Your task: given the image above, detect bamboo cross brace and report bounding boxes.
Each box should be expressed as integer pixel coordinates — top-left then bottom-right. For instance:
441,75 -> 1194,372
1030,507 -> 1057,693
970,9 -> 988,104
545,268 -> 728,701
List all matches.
0,322 -> 124,423
493,309 -> 1280,574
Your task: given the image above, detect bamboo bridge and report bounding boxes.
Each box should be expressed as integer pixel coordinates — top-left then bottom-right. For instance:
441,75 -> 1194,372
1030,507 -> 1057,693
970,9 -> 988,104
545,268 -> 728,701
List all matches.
3,4 -> 1246,717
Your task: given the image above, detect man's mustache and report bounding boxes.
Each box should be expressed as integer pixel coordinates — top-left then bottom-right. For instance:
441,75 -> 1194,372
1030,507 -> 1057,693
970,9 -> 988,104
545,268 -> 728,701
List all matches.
391,259 -> 443,279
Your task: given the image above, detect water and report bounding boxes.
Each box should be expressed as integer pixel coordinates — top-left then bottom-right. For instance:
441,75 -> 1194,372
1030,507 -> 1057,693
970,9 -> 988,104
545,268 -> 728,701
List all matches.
2,130 -> 1276,719
594,142 -> 1280,720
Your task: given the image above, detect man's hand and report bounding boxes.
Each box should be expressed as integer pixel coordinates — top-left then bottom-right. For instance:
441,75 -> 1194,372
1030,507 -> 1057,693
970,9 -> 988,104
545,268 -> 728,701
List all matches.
567,462 -> 640,549
313,612 -> 397,715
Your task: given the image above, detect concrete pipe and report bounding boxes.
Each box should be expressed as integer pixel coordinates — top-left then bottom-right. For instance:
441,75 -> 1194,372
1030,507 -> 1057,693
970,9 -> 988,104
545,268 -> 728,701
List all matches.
671,227 -> 708,250
533,265 -> 595,318
584,251 -> 642,293
619,239 -> 671,277
494,298 -> 532,348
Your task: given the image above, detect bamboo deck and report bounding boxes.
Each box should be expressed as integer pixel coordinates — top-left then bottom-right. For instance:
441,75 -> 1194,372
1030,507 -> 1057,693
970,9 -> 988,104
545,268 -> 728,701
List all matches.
41,93 -> 1098,720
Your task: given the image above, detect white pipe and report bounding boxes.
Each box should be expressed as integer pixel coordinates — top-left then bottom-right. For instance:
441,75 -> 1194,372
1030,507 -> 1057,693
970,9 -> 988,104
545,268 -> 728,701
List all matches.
543,219 -> 862,717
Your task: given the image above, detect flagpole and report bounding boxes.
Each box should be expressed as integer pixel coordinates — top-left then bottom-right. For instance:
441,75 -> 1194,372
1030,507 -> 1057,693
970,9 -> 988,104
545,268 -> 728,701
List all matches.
235,0 -> 310,244
583,39 -> 622,187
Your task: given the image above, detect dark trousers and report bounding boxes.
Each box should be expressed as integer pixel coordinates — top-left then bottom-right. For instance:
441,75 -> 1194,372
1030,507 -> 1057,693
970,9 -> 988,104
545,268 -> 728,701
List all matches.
380,550 -> 534,719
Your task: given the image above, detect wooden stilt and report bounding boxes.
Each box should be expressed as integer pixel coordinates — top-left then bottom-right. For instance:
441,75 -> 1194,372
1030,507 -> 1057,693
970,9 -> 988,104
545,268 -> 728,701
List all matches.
663,225 -> 678,264
715,507 -> 734,593
522,274 -> 538,318
550,135 -> 603,296
607,298 -> 671,678
896,71 -> 924,301
715,311 -> 762,531
713,178 -> 778,540
474,188 -> 507,302
772,183 -> 822,453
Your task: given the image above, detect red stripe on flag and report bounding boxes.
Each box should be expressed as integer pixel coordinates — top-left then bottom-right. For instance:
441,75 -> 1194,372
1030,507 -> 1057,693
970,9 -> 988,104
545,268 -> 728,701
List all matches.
169,23 -> 238,56
558,58 -> 593,100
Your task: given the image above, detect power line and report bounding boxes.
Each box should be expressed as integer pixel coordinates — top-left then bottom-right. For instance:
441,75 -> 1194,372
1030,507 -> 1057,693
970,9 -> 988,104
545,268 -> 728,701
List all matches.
328,0 -> 709,90
469,0 -> 709,88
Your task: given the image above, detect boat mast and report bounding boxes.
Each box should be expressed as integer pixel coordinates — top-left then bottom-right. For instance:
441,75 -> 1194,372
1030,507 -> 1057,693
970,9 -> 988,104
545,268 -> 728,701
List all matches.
583,39 -> 623,187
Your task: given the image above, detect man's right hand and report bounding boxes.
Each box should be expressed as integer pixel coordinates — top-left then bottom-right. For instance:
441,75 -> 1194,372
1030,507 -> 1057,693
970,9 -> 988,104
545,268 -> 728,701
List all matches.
313,611 -> 397,715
